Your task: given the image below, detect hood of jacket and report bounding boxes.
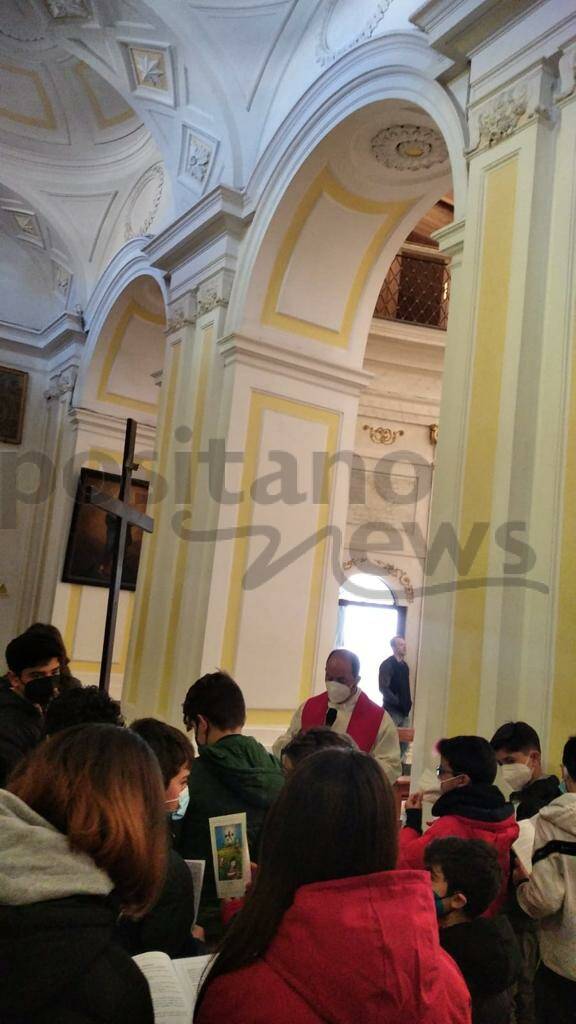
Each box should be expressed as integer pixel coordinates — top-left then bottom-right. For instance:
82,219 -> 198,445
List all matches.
0,789 -> 113,905
264,870 -> 469,1024
0,894 -> 120,1017
0,682 -> 42,720
198,734 -> 284,808
432,783 -> 514,823
439,915 -> 521,996
537,791 -> 576,837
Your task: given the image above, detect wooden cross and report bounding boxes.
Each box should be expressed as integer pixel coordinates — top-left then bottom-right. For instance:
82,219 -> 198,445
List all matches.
85,419 -> 154,694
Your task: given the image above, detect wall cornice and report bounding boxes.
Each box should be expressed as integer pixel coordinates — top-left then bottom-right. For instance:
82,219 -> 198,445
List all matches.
144,185 -> 252,273
218,334 -> 374,396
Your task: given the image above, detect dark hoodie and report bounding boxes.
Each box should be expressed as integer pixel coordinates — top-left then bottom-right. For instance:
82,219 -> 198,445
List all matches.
399,784 -> 519,915
512,774 -> 562,821
176,733 -> 284,937
0,681 -> 44,786
440,916 -> 521,1024
0,791 -> 153,1024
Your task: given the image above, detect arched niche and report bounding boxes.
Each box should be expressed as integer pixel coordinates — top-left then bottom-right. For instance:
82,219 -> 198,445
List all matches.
79,274 -> 167,426
230,88 -> 465,370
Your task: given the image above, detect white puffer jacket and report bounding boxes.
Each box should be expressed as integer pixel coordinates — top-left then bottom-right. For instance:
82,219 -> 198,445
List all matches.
517,792 -> 576,980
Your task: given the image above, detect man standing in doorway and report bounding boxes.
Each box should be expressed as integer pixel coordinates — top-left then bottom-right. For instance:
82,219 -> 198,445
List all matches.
272,649 -> 401,784
379,636 -> 412,729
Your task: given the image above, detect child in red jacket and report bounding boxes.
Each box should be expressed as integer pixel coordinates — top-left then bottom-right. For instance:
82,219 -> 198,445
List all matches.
399,736 -> 518,915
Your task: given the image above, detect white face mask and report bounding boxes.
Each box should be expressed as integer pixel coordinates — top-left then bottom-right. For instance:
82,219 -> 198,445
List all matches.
326,680 -> 352,705
501,762 -> 533,792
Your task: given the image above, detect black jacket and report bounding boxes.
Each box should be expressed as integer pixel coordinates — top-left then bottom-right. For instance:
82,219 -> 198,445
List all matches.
0,682 -> 43,786
378,655 -> 412,717
116,848 -> 201,958
513,774 -> 562,821
0,895 -> 153,1024
440,916 -> 521,1024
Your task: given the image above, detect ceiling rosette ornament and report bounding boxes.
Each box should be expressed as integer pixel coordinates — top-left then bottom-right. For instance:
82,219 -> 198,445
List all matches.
316,0 -> 394,67
371,124 -> 449,172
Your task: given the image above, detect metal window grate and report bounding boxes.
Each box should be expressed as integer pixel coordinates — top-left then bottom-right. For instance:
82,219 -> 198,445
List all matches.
374,251 -> 450,330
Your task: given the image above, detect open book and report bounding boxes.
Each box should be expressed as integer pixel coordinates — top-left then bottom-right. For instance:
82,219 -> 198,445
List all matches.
133,952 -> 213,1024
512,816 -> 537,875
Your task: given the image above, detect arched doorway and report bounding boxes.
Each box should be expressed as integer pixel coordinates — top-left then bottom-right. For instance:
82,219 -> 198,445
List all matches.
337,572 -> 403,705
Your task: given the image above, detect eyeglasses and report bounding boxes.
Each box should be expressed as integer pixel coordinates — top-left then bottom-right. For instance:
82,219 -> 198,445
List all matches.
435,765 -> 456,779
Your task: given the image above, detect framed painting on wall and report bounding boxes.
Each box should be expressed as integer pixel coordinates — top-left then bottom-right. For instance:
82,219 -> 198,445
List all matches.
0,365 -> 28,445
62,468 -> 149,591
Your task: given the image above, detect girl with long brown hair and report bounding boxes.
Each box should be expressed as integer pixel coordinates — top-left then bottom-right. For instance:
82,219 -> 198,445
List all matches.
0,723 -> 167,1024
195,748 -> 471,1024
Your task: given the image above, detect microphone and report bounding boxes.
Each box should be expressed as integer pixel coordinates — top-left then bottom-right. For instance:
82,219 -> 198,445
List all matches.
325,707 -> 337,728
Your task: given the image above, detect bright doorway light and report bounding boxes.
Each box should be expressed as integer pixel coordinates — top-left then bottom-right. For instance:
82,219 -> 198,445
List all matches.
336,574 -> 401,705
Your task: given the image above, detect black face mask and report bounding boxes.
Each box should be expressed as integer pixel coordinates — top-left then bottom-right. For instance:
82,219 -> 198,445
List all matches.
24,675 -> 60,710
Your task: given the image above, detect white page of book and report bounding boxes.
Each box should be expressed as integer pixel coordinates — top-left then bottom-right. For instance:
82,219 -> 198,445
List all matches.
513,816 -> 537,875
184,859 -> 205,925
133,951 -> 191,1024
173,954 -> 213,1008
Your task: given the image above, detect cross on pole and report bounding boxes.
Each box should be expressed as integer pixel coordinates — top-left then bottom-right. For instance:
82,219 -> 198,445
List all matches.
84,418 -> 154,694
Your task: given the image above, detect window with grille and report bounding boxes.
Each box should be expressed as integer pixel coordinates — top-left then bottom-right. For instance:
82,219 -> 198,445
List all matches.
375,251 -> 450,330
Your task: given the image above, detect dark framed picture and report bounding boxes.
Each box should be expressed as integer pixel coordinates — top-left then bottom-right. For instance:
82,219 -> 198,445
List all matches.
0,365 -> 28,445
62,468 -> 149,591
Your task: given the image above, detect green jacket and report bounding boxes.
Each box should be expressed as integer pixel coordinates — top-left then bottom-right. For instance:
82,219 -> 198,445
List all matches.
175,734 -> 283,936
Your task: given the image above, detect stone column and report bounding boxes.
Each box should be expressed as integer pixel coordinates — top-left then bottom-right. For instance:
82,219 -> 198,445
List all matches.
415,54 -> 569,773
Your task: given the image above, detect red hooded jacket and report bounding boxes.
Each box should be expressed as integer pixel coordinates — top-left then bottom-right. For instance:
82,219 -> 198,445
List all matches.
195,870 -> 471,1024
399,784 -> 519,915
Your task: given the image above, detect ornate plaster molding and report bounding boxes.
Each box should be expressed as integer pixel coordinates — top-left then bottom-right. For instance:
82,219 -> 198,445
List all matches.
124,163 -> 164,241
468,64 -> 556,152
316,0 -> 394,67
44,364 -> 78,401
342,556 -> 414,603
363,424 -> 404,445
371,124 -> 448,172
557,42 -> 576,104
165,292 -> 198,337
43,0 -> 90,18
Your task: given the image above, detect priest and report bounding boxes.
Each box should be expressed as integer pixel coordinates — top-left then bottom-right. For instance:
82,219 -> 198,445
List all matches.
272,649 -> 401,784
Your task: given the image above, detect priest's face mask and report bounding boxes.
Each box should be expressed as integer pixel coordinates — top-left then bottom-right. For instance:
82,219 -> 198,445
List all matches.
324,653 -> 359,704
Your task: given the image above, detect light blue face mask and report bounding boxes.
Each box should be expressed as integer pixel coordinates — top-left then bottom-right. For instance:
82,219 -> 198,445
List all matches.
171,786 -> 189,820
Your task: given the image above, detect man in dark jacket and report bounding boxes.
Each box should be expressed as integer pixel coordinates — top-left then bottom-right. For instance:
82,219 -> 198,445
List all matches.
178,671 -> 284,940
378,636 -> 412,726
0,632 -> 62,785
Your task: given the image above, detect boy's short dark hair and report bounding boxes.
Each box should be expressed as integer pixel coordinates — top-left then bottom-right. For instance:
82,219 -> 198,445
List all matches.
6,632 -> 62,675
563,736 -> 576,782
45,686 -> 124,736
182,671 -> 246,732
437,735 -> 497,785
490,721 -> 541,754
424,837 -> 502,918
130,718 -> 194,788
282,727 -> 357,767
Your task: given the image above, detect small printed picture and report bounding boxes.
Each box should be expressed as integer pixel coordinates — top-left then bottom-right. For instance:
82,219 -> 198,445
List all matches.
209,812 -> 250,898
215,824 -> 243,881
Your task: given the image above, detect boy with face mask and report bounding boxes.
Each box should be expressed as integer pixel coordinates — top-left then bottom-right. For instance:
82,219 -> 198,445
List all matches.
491,721 -> 561,821
425,838 -> 521,1024
0,632 -> 62,785
399,736 -> 519,915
